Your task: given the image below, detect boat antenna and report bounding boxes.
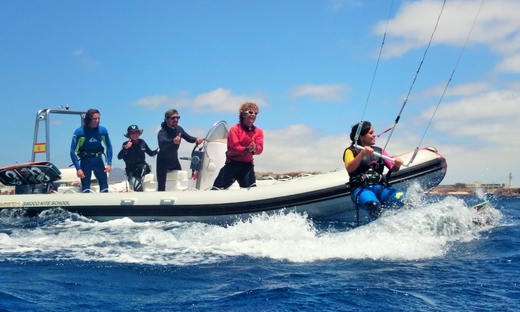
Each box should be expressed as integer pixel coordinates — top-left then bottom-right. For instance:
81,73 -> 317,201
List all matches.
355,0 -> 396,145
406,0 -> 485,166
381,0 -> 448,153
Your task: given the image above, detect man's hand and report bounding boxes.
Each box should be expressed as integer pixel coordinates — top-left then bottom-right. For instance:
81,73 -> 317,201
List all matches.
173,133 -> 182,144
76,169 -> 85,179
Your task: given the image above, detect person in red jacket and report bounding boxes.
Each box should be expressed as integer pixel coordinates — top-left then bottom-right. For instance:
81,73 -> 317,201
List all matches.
212,102 -> 264,189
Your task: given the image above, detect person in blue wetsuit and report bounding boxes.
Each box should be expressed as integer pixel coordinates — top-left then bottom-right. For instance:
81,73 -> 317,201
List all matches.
343,121 -> 405,220
117,125 -> 158,192
70,109 -> 113,192
156,109 -> 203,192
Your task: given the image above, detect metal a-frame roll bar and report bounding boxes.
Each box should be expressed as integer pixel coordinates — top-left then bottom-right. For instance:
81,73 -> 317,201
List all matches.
31,108 -> 88,162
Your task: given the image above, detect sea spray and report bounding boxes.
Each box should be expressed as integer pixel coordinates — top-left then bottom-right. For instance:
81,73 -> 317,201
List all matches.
0,198 -> 503,264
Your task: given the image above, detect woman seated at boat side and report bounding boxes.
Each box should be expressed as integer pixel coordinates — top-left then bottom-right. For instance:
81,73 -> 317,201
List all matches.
117,125 -> 158,192
343,121 -> 405,220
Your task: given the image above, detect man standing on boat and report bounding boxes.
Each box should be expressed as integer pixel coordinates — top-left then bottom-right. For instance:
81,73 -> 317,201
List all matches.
343,121 -> 405,220
70,109 -> 113,193
212,102 -> 264,190
156,109 -> 203,192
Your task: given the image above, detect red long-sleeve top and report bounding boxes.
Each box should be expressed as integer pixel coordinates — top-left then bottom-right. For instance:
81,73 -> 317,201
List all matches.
225,123 -> 264,164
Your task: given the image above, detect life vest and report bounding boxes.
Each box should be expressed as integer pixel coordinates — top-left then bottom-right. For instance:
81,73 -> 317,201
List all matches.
344,146 -> 386,188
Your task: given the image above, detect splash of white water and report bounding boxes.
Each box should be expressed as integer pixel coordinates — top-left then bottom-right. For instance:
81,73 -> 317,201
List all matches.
0,196 -> 502,265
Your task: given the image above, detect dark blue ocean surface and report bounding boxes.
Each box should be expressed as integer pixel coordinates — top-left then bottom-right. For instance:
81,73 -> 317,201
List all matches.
0,195 -> 518,311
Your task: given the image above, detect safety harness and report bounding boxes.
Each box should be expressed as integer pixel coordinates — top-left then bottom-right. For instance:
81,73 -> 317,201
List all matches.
344,146 -> 391,224
78,146 -> 105,159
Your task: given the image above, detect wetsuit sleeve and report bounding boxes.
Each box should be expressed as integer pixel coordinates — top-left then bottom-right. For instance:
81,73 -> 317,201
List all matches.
103,128 -> 113,166
143,140 -> 158,157
254,128 -> 264,155
70,130 -> 81,170
179,126 -> 197,144
344,148 -> 355,167
117,142 -> 127,160
381,149 -> 393,169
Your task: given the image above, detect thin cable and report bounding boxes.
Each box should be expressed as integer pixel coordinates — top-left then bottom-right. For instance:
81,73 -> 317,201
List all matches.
354,1 -> 395,147
415,0 -> 485,148
382,0 -> 447,152
359,0 -> 395,123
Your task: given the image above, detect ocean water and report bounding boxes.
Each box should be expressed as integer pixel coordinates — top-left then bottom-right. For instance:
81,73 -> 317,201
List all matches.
0,194 -> 518,311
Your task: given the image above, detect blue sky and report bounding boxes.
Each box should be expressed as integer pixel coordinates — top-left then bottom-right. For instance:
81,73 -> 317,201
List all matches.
1,0 -> 519,185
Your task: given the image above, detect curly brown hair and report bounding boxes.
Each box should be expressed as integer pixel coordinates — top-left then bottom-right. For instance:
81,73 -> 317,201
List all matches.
238,102 -> 259,123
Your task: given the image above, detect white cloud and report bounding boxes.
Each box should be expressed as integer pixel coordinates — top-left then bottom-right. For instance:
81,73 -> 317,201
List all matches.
255,124 -> 348,173
132,88 -> 267,113
495,53 -> 520,73
422,90 -> 520,122
72,49 -> 100,69
416,81 -> 494,99
132,95 -> 171,109
290,83 -> 349,102
376,0 -> 520,62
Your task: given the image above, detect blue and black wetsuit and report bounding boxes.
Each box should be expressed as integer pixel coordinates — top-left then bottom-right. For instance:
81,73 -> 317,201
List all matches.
70,126 -> 113,192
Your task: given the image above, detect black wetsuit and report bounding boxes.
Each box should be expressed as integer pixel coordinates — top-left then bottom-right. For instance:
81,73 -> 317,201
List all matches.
117,139 -> 157,191
156,122 -> 198,191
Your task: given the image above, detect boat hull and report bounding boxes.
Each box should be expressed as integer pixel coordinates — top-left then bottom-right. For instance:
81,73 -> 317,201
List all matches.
0,147 -> 447,223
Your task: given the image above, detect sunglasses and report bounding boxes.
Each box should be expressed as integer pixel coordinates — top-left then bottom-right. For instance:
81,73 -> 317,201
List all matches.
168,116 -> 181,120
244,110 -> 258,116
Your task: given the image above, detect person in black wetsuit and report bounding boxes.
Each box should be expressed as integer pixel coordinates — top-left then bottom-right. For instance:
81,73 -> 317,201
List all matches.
156,109 -> 203,191
117,125 -> 158,192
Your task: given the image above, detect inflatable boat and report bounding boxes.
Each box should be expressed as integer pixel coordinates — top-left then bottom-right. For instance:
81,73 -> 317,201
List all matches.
0,108 -> 447,223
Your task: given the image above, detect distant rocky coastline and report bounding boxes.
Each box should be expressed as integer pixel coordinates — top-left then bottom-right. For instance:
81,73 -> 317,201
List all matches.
429,185 -> 520,197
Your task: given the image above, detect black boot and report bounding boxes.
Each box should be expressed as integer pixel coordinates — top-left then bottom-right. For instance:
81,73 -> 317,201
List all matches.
366,201 -> 382,220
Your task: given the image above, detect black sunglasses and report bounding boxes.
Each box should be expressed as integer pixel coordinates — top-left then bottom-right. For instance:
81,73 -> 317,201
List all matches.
168,116 -> 181,120
244,110 -> 258,116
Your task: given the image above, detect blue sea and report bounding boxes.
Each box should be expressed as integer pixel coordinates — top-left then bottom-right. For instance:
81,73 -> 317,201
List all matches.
0,194 -> 518,311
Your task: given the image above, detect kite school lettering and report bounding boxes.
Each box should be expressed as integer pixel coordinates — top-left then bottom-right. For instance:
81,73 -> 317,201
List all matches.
23,201 -> 70,207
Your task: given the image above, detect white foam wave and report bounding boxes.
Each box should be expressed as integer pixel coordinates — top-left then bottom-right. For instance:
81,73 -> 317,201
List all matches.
0,197 -> 502,265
